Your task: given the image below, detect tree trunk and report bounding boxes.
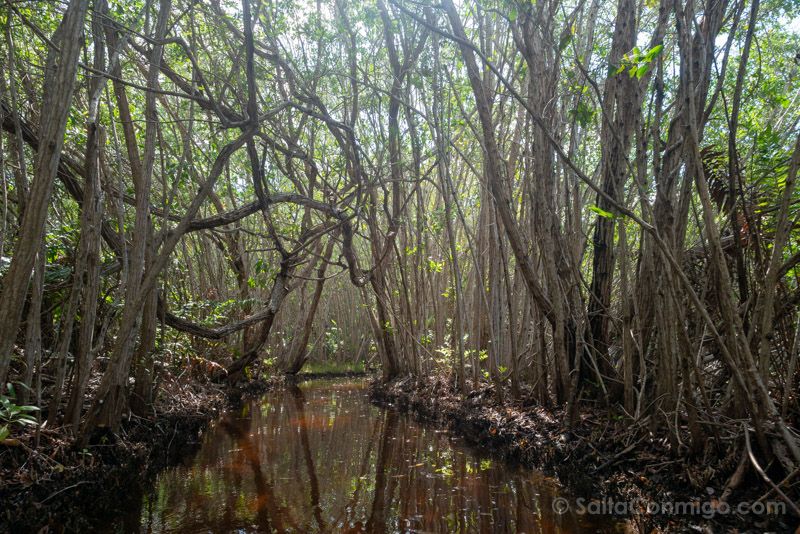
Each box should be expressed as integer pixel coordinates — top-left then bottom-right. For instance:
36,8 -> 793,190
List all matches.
284,239 -> 334,375
587,0 -> 640,386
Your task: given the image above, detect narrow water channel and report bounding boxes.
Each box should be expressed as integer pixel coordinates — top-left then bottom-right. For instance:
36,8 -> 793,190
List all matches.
125,379 -> 621,533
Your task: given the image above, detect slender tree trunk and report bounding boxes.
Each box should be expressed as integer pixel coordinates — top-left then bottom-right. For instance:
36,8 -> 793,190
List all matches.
131,282 -> 158,415
21,249 -> 44,405
284,239 -> 334,374
587,0 -> 639,386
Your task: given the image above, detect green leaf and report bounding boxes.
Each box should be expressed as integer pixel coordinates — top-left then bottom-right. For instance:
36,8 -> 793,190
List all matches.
558,31 -> 573,52
16,415 -> 37,426
644,44 -> 664,62
569,101 -> 595,127
589,205 -> 615,218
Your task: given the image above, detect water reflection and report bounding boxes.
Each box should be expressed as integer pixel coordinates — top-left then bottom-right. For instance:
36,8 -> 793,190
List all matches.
134,379 -> 620,533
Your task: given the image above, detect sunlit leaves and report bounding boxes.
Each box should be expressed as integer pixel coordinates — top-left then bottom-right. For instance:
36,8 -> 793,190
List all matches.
589,205 -> 615,219
427,258 -> 445,273
614,44 -> 664,79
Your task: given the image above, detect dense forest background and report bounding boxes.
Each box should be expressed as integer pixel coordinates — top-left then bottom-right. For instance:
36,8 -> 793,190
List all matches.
0,0 -> 799,512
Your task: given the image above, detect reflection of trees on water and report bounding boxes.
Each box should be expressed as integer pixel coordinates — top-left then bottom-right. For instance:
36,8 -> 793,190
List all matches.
288,384 -> 325,532
365,409 -> 397,533
137,381 -> 602,533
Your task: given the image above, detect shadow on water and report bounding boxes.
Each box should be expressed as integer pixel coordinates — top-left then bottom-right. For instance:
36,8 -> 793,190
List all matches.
118,379 -> 622,533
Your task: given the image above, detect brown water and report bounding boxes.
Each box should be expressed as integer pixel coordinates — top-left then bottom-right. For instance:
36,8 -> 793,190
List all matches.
130,379 -> 620,533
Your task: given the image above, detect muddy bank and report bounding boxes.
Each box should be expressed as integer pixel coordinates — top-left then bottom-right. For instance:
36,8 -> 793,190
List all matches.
370,376 -> 796,533
0,384 -> 225,532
